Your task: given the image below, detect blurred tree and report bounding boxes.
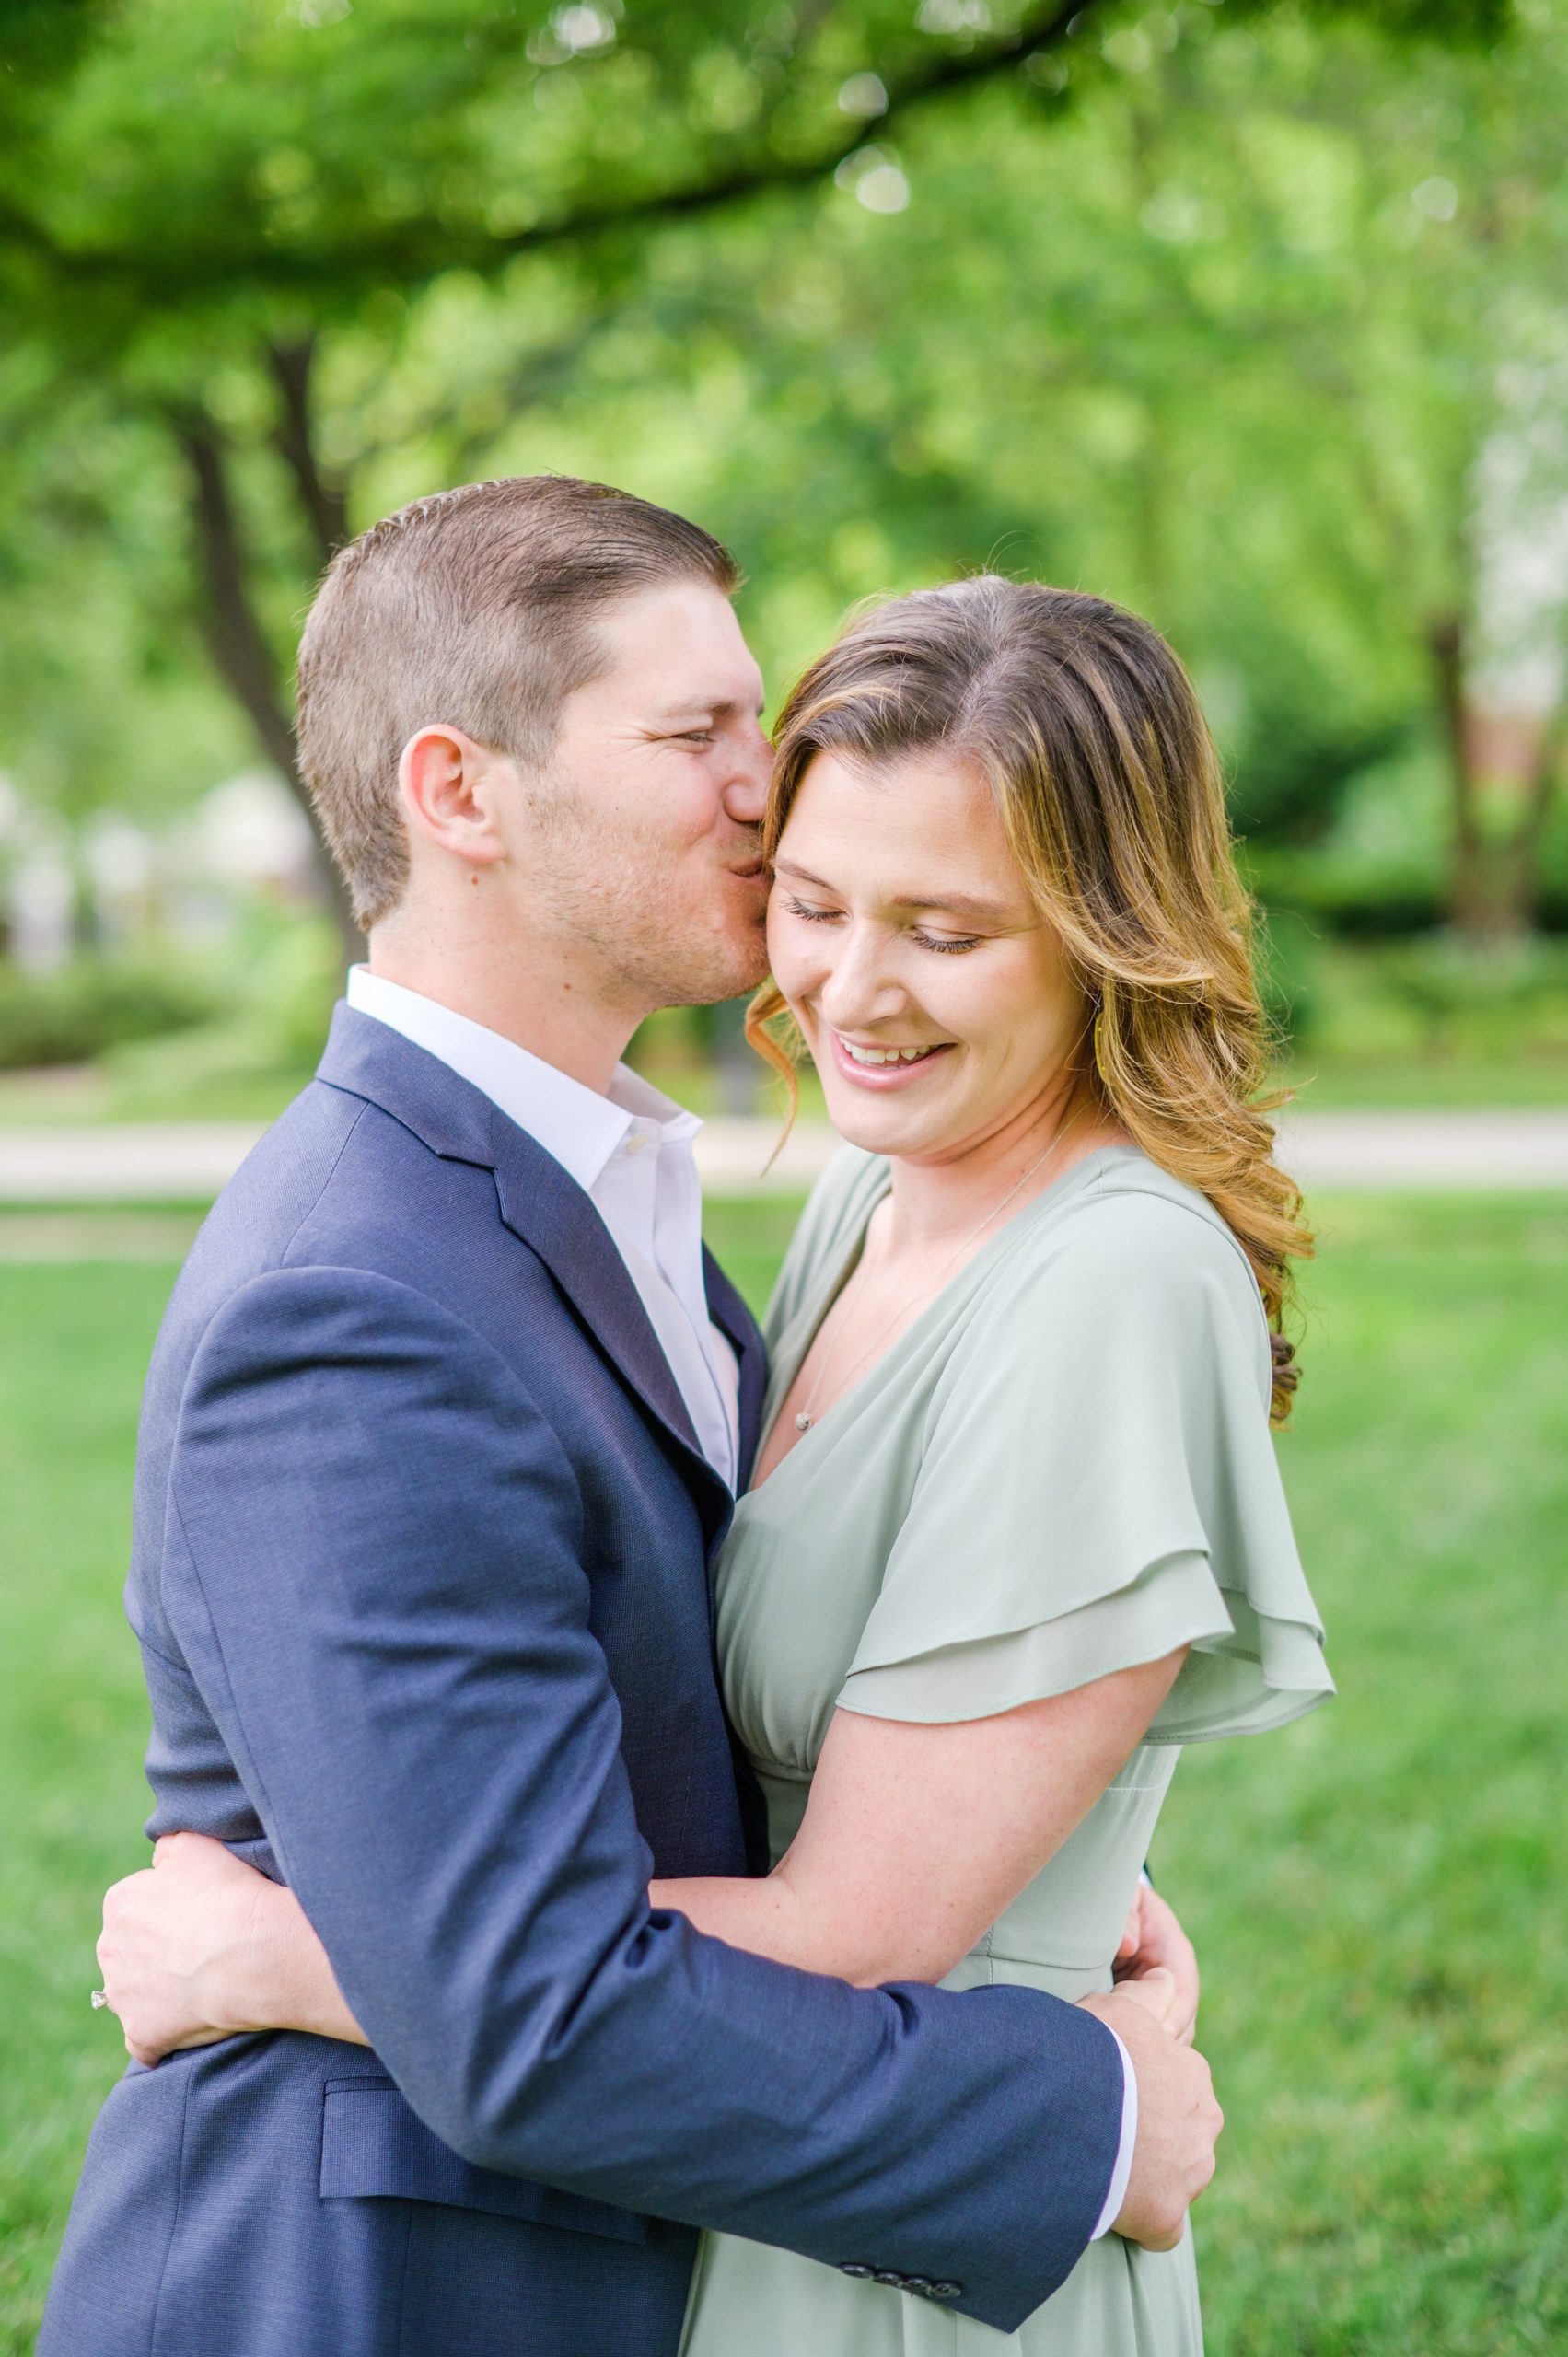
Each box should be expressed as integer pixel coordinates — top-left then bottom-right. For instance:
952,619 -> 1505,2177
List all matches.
0,0 -> 1530,955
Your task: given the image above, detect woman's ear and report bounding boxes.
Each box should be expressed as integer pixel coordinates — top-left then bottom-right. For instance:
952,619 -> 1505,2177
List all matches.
398,725 -> 510,871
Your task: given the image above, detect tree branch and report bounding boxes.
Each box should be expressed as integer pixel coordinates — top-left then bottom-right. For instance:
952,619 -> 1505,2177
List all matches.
267,336 -> 350,569
5,0 -> 1104,306
410,0 -> 1101,275
171,403 -> 360,960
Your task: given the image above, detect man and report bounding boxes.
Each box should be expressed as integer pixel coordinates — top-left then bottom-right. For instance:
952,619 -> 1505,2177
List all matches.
43,476 -> 1219,2357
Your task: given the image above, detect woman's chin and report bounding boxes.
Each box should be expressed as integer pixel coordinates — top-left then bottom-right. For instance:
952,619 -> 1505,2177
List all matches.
818,1084 -> 952,1161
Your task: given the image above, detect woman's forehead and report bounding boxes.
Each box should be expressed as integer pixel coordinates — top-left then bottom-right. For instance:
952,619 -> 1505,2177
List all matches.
778,750 -> 1028,907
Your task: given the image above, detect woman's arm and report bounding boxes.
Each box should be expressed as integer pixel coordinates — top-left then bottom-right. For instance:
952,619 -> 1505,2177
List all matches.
99,1832 -> 366,2065
103,1649 -> 1184,2061
652,1650 -> 1186,1987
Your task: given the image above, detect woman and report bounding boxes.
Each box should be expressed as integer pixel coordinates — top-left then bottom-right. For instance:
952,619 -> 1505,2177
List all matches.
99,578 -> 1331,2353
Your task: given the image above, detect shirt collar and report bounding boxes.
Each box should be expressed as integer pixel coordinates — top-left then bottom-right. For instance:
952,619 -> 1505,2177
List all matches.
345,967 -> 700,1193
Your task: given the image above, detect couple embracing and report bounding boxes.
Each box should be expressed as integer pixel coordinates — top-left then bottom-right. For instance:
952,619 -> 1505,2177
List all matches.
44,474 -> 1331,2357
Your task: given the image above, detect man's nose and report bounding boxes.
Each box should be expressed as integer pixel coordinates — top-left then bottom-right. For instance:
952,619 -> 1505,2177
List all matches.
722,720 -> 772,826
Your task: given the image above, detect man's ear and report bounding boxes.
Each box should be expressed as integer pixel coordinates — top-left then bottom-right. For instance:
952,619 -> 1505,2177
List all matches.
398,725 -> 511,871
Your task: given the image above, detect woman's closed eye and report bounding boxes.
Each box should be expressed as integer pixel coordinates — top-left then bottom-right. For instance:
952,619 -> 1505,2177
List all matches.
783,898 -> 981,954
911,928 -> 982,955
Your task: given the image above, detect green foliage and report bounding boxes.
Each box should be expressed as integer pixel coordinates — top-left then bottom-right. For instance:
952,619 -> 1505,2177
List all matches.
1253,903 -> 1325,1051
0,958 -> 217,1072
1370,933 -> 1568,1057
0,0 -> 112,88
1272,934 -> 1568,1101
97,914 -> 343,1118
0,0 -> 1562,927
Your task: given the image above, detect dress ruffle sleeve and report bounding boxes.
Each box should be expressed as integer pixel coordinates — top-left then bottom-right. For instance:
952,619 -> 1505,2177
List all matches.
836,1186 -> 1332,1744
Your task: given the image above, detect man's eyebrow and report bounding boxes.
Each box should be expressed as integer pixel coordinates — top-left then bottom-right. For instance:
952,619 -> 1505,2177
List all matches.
651,692 -> 766,721
773,859 -> 1008,921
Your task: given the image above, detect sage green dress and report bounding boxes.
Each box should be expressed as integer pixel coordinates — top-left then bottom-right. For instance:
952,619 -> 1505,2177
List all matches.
679,1144 -> 1332,2357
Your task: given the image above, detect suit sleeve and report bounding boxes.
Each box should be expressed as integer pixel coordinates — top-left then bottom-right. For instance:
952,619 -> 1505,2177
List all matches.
163,1263 -> 1123,2333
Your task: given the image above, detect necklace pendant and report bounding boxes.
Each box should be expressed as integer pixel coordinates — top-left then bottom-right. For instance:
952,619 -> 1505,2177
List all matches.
795,1411 -> 813,1433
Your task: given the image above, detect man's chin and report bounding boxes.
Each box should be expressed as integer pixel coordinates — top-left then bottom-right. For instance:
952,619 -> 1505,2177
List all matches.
665,932 -> 771,1011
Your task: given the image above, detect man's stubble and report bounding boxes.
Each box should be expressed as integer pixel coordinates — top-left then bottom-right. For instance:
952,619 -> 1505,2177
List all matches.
521,772 -> 770,1017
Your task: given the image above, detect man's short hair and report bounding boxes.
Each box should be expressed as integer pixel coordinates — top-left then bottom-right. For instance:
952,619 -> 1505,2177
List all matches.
296,474 -> 740,929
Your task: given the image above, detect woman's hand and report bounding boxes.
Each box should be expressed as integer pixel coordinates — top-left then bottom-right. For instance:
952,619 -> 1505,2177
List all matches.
1114,1882 -> 1200,2045
98,1830 -> 366,2065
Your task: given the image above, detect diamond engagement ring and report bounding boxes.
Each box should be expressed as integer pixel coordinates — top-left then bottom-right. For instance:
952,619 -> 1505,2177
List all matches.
90,1990 -> 110,2010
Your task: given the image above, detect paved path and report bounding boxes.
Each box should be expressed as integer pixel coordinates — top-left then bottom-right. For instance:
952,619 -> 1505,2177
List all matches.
2,1109 -> 1566,1203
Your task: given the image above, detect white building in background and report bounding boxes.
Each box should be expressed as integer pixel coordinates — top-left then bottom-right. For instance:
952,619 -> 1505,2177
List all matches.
82,814 -> 158,948
192,771 -> 319,893
1465,342 -> 1568,801
0,767 -> 322,968
0,777 -> 76,975
166,770 -> 321,939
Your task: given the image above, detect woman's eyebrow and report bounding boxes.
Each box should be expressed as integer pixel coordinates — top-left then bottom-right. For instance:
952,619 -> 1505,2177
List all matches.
773,860 -> 1007,921
906,890 -> 1009,920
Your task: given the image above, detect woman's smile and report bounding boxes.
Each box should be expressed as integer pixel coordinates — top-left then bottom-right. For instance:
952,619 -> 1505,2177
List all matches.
828,1030 -> 957,1089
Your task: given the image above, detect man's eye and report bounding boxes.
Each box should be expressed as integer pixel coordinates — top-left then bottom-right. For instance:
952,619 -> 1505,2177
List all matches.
672,730 -> 714,745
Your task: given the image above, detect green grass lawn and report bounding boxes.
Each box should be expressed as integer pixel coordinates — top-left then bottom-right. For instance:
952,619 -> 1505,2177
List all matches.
2,1198 -> 1565,2354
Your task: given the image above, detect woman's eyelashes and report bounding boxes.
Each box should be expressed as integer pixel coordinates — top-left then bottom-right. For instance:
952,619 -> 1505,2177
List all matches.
783,898 -> 981,955
912,928 -> 982,955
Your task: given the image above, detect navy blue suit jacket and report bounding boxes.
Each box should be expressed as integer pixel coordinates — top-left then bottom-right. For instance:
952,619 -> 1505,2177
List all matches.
41,1008 -> 1121,2357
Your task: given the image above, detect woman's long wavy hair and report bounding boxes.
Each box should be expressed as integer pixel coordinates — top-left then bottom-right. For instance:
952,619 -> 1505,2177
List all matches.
748,575 -> 1310,1422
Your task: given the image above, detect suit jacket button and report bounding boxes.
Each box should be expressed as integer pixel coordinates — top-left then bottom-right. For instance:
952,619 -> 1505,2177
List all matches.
905,2278 -> 933,2296
932,2281 -> 963,2301
839,2263 -> 873,2279
873,2270 -> 905,2286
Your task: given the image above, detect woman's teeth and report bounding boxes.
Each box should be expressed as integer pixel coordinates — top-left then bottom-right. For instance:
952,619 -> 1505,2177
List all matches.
840,1039 -> 940,1066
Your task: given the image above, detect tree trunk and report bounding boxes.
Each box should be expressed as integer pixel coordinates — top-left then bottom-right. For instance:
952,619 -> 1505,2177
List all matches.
1429,611 -> 1490,937
172,405 -> 361,963
1504,710 -> 1562,934
268,336 -> 350,569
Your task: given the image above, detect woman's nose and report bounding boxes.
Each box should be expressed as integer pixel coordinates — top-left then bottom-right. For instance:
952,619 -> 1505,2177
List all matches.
818,928 -> 903,1028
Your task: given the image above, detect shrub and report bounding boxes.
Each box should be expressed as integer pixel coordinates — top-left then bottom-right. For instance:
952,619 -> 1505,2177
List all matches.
0,958 -> 217,1071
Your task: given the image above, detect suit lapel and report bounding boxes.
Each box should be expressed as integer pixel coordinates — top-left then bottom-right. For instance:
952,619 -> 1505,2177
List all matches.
703,1248 -> 767,1487
487,1123 -> 710,1472
317,1006 -> 724,1493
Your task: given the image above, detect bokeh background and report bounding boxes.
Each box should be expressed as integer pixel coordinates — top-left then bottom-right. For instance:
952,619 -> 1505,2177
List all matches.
2,3 -> 1565,2351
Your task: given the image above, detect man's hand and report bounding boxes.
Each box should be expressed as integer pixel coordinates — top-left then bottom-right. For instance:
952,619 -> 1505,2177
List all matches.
1079,1975 -> 1223,2250
1114,1882 -> 1200,2044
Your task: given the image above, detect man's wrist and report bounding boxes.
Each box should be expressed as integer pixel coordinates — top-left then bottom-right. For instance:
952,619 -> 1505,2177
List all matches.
1089,2026 -> 1139,2240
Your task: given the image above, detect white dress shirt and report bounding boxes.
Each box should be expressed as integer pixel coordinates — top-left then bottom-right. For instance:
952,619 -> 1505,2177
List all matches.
346,968 -> 739,1489
345,966 -> 1134,2240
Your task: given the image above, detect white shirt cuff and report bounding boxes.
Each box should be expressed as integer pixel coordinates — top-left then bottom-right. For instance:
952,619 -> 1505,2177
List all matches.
1089,2026 -> 1138,2240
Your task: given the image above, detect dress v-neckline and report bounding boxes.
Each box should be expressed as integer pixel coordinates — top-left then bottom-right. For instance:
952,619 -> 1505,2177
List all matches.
747,1144 -> 1137,1495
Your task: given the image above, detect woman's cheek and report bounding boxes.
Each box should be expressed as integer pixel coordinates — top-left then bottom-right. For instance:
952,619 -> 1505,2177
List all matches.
765,912 -> 815,1013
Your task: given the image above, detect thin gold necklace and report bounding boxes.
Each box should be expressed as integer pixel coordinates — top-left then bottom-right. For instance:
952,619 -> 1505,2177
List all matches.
792,1113 -> 1085,1435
